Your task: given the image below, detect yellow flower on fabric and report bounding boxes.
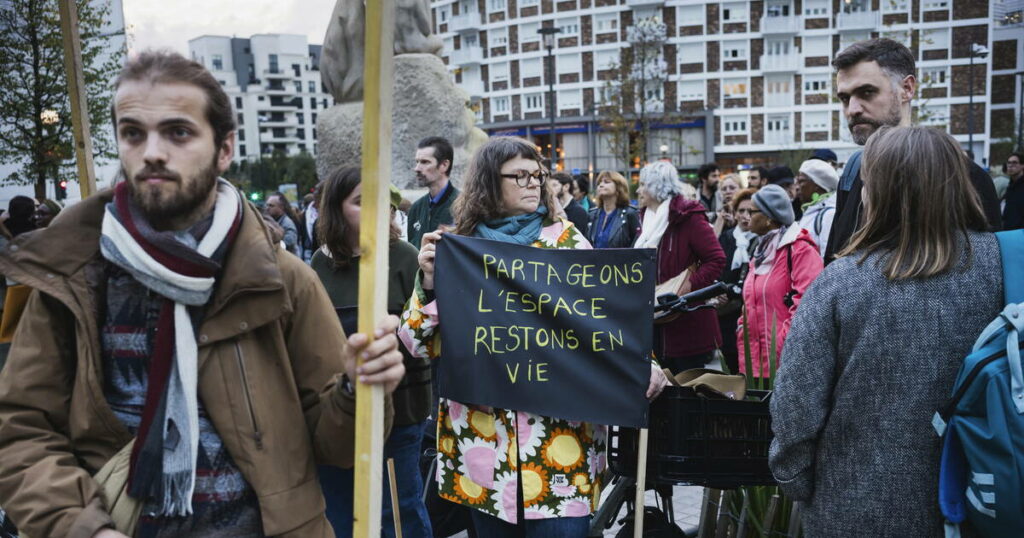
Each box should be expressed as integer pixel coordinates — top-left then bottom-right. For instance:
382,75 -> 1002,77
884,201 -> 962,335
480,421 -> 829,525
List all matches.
469,409 -> 498,441
439,435 -> 457,458
572,472 -> 592,495
453,473 -> 489,505
542,428 -> 584,472
520,462 -> 550,507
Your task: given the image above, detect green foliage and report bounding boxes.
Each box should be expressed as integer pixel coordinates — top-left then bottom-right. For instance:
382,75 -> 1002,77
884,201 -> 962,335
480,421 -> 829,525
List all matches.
226,151 -> 319,201
0,0 -> 123,196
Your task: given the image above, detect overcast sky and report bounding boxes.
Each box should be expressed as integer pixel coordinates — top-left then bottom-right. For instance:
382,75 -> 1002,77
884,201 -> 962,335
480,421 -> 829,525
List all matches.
123,0 -> 338,54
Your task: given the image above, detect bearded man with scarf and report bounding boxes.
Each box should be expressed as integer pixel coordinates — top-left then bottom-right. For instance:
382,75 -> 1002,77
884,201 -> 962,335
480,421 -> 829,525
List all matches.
0,51 -> 405,538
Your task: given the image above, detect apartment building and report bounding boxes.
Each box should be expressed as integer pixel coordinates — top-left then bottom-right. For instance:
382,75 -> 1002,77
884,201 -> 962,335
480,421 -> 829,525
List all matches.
431,0 -> 1023,173
188,34 -> 331,162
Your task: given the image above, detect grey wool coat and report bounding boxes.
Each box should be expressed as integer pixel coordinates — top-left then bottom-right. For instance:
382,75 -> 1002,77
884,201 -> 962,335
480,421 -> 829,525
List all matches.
769,232 -> 1003,537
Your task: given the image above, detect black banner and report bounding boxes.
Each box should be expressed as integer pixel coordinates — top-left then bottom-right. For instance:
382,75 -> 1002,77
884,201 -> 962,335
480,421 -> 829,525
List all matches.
434,235 -> 656,427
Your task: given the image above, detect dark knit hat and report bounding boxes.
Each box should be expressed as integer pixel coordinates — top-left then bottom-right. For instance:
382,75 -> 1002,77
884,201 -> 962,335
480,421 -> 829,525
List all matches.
765,166 -> 795,187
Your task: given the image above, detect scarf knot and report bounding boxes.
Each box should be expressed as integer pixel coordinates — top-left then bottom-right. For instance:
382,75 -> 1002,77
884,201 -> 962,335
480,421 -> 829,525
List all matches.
473,205 -> 548,245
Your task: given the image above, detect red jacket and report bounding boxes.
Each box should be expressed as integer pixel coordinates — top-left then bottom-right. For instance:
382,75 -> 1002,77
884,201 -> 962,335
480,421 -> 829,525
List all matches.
647,196 -> 727,358
737,225 -> 823,377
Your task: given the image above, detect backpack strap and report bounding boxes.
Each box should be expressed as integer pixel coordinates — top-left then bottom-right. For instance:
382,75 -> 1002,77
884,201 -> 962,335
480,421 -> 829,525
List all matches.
839,151 -> 862,193
997,229 -> 1024,305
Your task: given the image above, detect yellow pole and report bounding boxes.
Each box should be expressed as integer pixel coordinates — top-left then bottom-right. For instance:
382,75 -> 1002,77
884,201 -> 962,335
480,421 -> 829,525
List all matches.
57,0 -> 97,198
353,0 -> 395,535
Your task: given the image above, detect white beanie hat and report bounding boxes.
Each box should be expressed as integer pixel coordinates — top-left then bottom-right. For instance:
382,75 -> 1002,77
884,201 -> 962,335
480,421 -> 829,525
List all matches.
799,159 -> 839,192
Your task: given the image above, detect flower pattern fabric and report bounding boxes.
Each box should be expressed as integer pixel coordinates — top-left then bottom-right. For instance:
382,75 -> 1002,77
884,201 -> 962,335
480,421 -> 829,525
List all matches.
399,218 -> 603,524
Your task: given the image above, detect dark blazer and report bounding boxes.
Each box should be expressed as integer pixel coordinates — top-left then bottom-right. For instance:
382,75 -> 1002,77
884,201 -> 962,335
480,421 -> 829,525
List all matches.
563,199 -> 590,236
586,205 -> 641,249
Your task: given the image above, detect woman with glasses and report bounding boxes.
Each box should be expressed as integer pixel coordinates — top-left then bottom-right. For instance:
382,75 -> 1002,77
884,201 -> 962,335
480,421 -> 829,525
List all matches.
399,137 -> 668,536
586,170 -> 641,249
635,161 -> 726,374
736,184 -> 822,378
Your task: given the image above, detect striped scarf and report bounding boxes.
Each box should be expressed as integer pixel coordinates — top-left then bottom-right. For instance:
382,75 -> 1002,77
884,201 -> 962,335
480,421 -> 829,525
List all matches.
99,178 -> 241,516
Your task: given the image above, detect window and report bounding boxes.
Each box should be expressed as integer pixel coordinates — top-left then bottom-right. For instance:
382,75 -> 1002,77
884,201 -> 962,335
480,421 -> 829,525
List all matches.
804,111 -> 829,131
489,0 -> 506,12
491,61 -> 510,83
677,4 -> 704,26
882,0 -> 909,11
679,80 -> 705,100
269,54 -> 279,73
520,0 -> 539,6
765,39 -> 792,56
490,27 -> 508,48
766,2 -> 791,17
298,113 -> 305,125
922,0 -> 948,9
310,97 -> 317,109
521,57 -> 542,79
492,96 -> 510,114
235,97 -> 243,109
766,115 -> 790,135
557,18 -> 580,37
558,53 -> 581,74
524,93 -> 544,111
292,64 -> 301,77
520,22 -> 540,43
239,145 -> 247,157
212,54 -> 223,70
803,75 -> 829,93
438,5 -> 450,23
596,49 -> 619,71
920,28 -> 949,50
238,129 -> 245,141
723,78 -> 748,98
678,42 -> 705,65
803,36 -> 830,57
237,113 -> 244,125
921,67 -> 948,87
309,81 -> 316,93
919,104 -> 949,125
294,81 -> 302,93
721,2 -> 748,22
559,89 -> 582,110
881,30 -> 911,47
723,117 -> 748,133
722,41 -> 748,60
804,0 -> 828,16
595,13 -> 618,33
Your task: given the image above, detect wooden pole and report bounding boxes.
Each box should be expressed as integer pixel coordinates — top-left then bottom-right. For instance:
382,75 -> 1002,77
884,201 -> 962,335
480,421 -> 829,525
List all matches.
633,428 -> 649,538
353,0 -> 395,535
386,458 -> 403,538
57,0 -> 97,198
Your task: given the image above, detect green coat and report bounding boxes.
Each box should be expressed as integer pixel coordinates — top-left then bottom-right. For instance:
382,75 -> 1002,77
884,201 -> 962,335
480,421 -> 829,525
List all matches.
406,183 -> 459,248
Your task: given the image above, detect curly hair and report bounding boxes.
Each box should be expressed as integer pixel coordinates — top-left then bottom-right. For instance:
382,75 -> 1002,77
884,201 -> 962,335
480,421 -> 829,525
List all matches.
638,161 -> 684,203
452,137 -> 558,236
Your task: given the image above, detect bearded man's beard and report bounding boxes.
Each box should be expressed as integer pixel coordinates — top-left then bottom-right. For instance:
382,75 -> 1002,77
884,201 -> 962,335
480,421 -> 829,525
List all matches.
849,97 -> 903,145
124,156 -> 220,226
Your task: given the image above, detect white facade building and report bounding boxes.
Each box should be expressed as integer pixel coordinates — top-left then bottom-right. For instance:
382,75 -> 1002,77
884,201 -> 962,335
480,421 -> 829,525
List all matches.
430,0 -> 1021,173
188,34 -> 331,162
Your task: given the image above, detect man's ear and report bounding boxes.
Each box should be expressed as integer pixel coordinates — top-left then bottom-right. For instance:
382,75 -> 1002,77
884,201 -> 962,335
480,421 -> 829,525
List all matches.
217,131 -> 236,173
900,74 -> 917,105
441,159 -> 451,175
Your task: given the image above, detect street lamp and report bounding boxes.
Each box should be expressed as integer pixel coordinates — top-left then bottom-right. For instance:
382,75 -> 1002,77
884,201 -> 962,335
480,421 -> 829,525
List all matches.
538,26 -> 562,170
968,43 -> 988,161
659,144 -> 669,160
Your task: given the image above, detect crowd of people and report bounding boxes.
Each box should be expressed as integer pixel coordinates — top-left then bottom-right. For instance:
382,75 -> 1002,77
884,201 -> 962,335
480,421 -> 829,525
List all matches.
0,35 -> 1023,538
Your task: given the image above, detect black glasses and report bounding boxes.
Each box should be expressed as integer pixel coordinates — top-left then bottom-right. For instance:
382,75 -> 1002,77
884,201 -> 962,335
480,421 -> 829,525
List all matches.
500,169 -> 549,187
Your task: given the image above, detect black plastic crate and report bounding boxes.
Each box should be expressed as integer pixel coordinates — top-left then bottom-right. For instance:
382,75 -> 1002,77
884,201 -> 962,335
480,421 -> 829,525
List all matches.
608,386 -> 776,489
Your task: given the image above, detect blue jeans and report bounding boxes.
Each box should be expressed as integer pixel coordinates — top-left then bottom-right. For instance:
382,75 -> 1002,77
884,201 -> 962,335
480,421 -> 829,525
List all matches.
470,510 -> 591,538
319,422 -> 433,538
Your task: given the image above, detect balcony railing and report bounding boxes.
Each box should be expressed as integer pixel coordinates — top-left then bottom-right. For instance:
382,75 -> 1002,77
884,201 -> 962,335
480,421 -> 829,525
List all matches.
625,0 -> 665,7
760,15 -> 801,34
836,10 -> 880,30
760,53 -> 800,72
450,11 -> 482,33
451,46 -> 484,66
765,130 -> 794,145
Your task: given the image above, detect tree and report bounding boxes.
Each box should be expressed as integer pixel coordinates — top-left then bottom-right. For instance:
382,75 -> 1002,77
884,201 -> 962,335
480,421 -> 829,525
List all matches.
227,151 -> 319,202
0,0 -> 123,198
598,15 -> 670,174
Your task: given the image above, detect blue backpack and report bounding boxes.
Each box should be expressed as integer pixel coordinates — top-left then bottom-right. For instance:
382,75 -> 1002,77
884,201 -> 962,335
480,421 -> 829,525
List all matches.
934,229 -> 1024,538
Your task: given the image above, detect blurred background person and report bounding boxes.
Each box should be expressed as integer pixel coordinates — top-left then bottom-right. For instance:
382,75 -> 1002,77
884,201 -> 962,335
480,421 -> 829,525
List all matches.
2,196 -> 36,238
713,173 -> 741,237
714,187 -> 758,374
586,170 -> 640,249
266,191 -> 302,256
737,184 -> 822,378
312,167 -> 432,538
747,166 -> 769,189
636,161 -> 726,373
796,159 -> 839,257
697,162 -> 721,222
573,175 -> 593,212
548,171 -> 589,234
32,199 -> 62,229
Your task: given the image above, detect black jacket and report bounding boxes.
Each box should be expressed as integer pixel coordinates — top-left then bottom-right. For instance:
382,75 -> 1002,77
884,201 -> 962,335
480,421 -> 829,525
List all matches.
1003,176 -> 1024,230
563,198 -> 590,236
824,155 -> 1001,263
586,205 -> 641,249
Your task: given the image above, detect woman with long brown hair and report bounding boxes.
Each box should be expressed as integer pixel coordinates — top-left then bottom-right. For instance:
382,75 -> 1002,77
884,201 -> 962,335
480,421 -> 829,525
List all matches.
585,170 -> 640,248
310,167 -> 432,537
770,126 -> 1003,536
399,137 -> 667,536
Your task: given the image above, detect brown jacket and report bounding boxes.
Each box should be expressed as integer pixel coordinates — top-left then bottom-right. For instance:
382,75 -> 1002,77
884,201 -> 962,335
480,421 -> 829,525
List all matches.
0,190 -> 391,538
